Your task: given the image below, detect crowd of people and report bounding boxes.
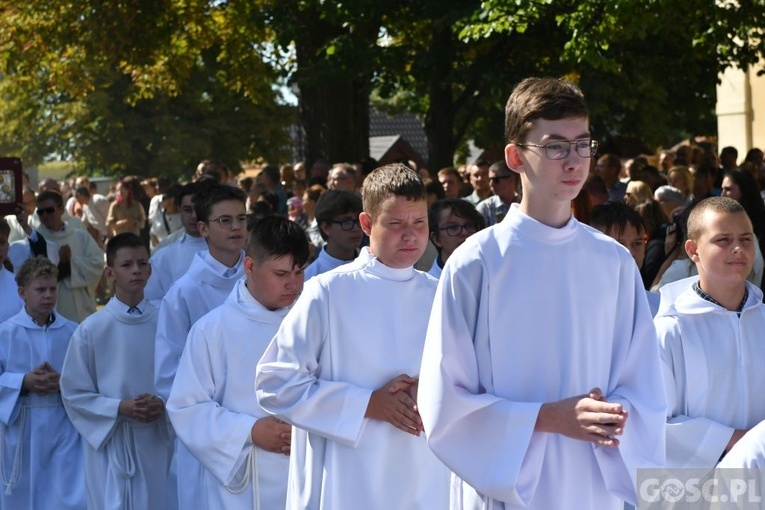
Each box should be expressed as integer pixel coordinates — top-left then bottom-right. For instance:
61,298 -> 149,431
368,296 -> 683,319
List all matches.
0,76 -> 765,509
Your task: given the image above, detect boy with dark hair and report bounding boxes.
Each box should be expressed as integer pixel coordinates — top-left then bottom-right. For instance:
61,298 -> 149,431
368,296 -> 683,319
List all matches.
155,183 -> 247,510
61,233 -> 171,509
304,190 -> 364,280
0,256 -> 85,508
145,182 -> 209,305
418,77 -> 665,509
590,202 -> 660,316
656,197 -> 765,468
168,216 -> 309,509
256,164 -> 449,509
428,198 -> 484,278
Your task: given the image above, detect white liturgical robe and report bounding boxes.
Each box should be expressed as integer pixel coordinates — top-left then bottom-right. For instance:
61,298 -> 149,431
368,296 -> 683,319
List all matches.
718,420 -> 765,469
256,248 -> 450,510
418,205 -> 667,510
302,246 -> 353,281
30,224 -> 104,323
0,309 -> 85,509
168,279 -> 290,509
656,279 -> 765,469
61,297 -> 172,510
155,250 -> 244,510
0,267 -> 22,323
144,233 -> 207,306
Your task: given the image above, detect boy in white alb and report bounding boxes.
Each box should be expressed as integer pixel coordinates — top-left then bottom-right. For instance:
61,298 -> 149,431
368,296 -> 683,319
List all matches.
168,216 -> 309,509
417,78 -> 666,510
144,182 -> 209,305
61,233 -> 172,509
155,184 -> 247,510
656,197 -> 765,468
256,164 -> 450,509
0,256 -> 86,508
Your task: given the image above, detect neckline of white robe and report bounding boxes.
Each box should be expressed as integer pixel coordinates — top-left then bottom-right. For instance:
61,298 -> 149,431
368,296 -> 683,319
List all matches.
104,296 -> 156,324
659,279 -> 764,317
358,252 -> 416,281
7,308 -> 69,331
186,251 -> 245,288
505,203 -> 579,244
231,277 -> 290,324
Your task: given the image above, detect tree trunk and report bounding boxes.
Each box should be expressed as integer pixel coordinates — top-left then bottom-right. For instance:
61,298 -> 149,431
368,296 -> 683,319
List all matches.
299,76 -> 370,168
423,23 -> 457,170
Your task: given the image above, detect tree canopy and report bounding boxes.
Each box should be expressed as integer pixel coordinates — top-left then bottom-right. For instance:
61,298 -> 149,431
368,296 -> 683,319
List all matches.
2,0 -> 765,175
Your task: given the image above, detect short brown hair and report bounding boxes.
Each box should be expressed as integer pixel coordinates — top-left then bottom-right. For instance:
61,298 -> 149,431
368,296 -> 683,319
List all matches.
437,167 -> 462,182
686,197 -> 748,242
15,256 -> 58,288
362,164 -> 426,219
504,77 -> 588,144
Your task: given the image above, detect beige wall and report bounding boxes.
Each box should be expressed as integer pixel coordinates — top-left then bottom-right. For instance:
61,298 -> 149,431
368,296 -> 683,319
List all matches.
717,64 -> 765,158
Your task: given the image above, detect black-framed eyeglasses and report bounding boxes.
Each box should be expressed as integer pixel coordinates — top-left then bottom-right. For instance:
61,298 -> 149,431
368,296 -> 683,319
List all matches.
440,223 -> 477,237
328,218 -> 361,231
516,139 -> 598,160
37,206 -> 57,216
208,214 -> 248,229
489,175 -> 514,185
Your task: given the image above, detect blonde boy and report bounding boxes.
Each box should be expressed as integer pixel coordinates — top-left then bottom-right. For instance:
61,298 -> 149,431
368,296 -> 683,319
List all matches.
417,77 -> 666,509
0,256 -> 85,508
656,197 -> 765,468
256,164 -> 449,509
61,233 -> 171,509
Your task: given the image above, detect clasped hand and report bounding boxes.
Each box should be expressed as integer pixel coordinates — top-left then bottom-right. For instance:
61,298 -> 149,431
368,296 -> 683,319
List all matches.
365,374 -> 423,436
251,416 -> 291,455
22,362 -> 60,395
537,387 -> 628,447
118,393 -> 164,423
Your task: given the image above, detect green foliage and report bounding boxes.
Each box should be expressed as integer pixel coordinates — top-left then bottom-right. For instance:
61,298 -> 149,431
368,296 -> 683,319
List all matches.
3,0 -> 765,174
0,0 -> 294,178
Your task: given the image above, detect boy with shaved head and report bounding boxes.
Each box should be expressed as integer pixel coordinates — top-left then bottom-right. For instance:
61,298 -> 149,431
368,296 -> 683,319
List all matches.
657,197 -> 765,469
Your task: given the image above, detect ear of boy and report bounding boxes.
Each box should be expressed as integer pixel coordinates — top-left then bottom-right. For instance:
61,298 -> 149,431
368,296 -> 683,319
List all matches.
685,239 -> 700,263
504,144 -> 527,174
359,212 -> 373,237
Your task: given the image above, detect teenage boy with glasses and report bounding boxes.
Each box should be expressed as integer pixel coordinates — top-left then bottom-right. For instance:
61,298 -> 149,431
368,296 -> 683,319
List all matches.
418,77 -> 666,510
303,190 -> 364,281
154,184 -> 247,510
428,198 -> 485,278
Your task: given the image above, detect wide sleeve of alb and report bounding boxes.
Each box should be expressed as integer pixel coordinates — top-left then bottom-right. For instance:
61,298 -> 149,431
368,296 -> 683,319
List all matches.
418,256 -> 543,507
656,315 -> 734,468
167,320 -> 256,486
154,288 -> 192,401
60,321 -> 121,450
255,279 -> 372,447
592,266 -> 667,504
0,330 -> 24,426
